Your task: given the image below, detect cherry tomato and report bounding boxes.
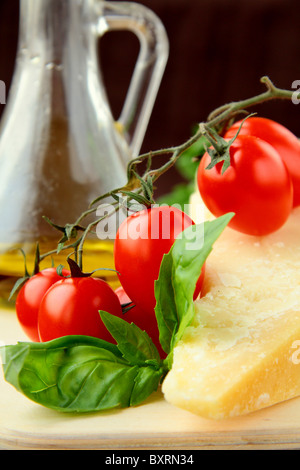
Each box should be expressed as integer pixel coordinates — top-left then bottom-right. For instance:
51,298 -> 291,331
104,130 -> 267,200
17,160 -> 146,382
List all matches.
114,206 -> 205,318
38,277 -> 122,343
197,135 -> 293,236
115,286 -> 166,358
16,267 -> 70,342
224,117 -> 300,207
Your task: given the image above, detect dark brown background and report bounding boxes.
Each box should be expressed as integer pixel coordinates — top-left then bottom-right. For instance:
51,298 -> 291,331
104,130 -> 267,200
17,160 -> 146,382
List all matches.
0,0 -> 299,196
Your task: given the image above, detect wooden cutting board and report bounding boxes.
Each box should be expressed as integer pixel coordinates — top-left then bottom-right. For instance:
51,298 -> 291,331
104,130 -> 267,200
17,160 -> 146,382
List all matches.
1,306 -> 300,450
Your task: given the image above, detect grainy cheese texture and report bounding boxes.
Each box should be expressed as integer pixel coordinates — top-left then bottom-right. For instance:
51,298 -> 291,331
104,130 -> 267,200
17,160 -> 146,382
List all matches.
162,193 -> 300,420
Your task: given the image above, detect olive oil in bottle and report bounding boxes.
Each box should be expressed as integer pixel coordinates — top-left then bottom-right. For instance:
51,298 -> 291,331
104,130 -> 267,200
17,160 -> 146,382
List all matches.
0,238 -> 120,307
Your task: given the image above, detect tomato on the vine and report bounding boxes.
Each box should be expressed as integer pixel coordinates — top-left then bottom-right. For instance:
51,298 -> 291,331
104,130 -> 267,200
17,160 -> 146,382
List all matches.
16,267 -> 70,342
114,206 -> 205,318
224,117 -> 300,207
38,276 -> 122,343
197,134 -> 293,236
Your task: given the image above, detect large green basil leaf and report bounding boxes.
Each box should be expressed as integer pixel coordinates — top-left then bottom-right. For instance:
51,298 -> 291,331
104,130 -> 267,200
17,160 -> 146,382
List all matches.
154,213 -> 234,362
1,335 -> 163,412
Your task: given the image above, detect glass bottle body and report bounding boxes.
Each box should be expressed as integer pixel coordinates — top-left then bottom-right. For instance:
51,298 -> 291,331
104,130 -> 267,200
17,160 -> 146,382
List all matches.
0,0 -> 168,303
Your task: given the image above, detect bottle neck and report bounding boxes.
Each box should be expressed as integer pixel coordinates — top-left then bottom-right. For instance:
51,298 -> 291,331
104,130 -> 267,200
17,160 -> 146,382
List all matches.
18,0 -> 87,63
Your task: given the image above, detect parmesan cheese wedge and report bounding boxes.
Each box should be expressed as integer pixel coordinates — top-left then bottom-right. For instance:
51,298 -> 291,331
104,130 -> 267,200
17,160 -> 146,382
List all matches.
162,192 -> 300,420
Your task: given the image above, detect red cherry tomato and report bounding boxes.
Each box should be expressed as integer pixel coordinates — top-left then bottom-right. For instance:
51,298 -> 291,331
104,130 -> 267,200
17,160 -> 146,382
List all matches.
197,135 -> 293,236
16,267 -> 70,342
38,277 -> 122,343
115,286 -> 166,358
114,206 -> 205,317
224,117 -> 300,207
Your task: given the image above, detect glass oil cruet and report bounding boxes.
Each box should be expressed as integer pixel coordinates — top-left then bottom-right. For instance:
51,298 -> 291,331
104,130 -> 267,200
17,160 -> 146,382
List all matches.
0,0 -> 169,301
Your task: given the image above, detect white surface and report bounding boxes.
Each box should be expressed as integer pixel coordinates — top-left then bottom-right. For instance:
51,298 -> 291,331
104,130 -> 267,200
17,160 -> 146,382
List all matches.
1,308 -> 300,449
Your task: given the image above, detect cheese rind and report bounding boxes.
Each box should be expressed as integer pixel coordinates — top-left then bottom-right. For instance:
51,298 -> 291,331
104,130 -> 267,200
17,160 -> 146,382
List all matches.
162,199 -> 300,420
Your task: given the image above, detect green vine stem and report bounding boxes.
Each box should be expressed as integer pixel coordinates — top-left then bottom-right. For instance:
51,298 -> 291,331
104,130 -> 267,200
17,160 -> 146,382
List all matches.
207,76 -> 294,125
39,76 -> 298,271
126,76 -> 296,186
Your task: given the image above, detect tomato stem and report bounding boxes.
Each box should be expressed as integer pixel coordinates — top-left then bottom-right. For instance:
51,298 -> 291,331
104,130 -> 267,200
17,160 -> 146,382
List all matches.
201,114 -> 256,173
208,76 -> 294,127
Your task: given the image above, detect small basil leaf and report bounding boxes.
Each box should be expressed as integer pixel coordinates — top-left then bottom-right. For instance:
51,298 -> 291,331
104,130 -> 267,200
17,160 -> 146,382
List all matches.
130,365 -> 164,407
153,249 -> 177,355
100,311 -> 161,366
154,213 -> 234,363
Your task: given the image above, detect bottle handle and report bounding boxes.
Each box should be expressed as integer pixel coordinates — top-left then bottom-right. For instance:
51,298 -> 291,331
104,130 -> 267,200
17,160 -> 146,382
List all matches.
99,1 -> 169,158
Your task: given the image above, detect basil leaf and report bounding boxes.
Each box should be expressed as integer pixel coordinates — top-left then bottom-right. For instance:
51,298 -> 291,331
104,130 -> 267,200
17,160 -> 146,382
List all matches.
1,342 -> 30,391
154,213 -> 234,361
1,335 -> 163,412
130,365 -> 164,407
100,311 -> 161,366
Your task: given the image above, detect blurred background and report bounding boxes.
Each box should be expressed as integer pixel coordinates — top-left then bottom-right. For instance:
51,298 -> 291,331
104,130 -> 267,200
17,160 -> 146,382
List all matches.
0,0 -> 299,198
